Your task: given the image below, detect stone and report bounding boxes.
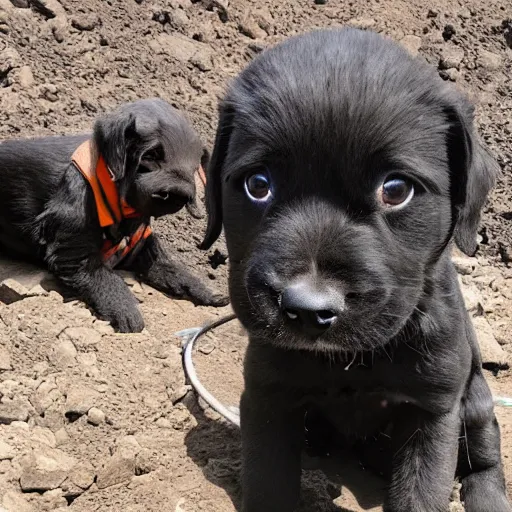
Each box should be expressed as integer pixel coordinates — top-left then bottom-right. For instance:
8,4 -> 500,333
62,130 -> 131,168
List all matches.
71,14 -> 100,31
347,17 -> 376,30
0,346 -> 12,371
0,279 -> 29,304
64,385 -> 100,418
239,18 -> 266,40
49,339 -> 77,368
54,428 -> 70,446
115,435 -> 141,459
400,35 -> 422,56
20,446 -> 77,491
150,34 -> 213,70
31,380 -> 61,415
0,439 -> 14,460
443,68 -> 460,81
40,488 -> 67,509
18,65 -> 34,88
61,327 -> 102,350
96,453 -> 135,489
2,491 -> 35,512
87,407 -> 106,426
9,0 -> 28,7
439,46 -> 464,70
31,426 -> 56,447
472,316 -> 509,369
68,461 -> 95,489
452,252 -> 477,275
0,399 -> 31,424
477,49 -> 502,71
459,279 -> 483,316
30,0 -> 66,18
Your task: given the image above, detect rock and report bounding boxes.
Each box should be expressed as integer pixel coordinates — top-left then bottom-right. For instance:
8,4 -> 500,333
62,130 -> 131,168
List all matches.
40,83 -> 59,102
477,49 -> 502,71
400,35 -> 422,57
87,407 -> 106,426
458,7 -> 471,19
115,435 -> 141,459
67,460 -> 95,490
473,317 -> 509,369
443,68 -> 460,81
0,399 -> 31,424
49,339 -> 77,368
149,34 -> 213,70
0,278 -> 29,304
64,385 -> 100,419
9,0 -> 29,7
440,46 -> 464,70
20,446 -> 77,491
452,252 -> 477,275
0,346 -> 12,371
54,428 -> 69,447
0,439 -> 14,460
347,17 -> 376,30
30,0 -> 66,18
71,14 -> 100,31
31,426 -> 56,447
96,453 -> 136,489
61,326 -> 102,350
18,65 -> 34,88
459,279 -> 483,316
50,16 -> 67,43
239,17 -> 266,40
41,488 -> 68,509
2,491 -> 36,512
155,417 -> 172,429
31,380 -> 61,415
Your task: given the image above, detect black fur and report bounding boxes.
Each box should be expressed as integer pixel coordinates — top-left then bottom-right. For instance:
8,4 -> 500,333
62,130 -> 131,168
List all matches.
0,98 -> 227,332
201,29 -> 509,512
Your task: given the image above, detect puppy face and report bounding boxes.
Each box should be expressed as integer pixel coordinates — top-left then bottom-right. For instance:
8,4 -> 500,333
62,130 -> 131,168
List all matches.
94,98 -> 204,219
202,29 -> 498,353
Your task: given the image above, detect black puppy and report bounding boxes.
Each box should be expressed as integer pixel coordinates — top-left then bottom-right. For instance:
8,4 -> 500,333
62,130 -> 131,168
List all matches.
201,29 -> 510,512
0,98 -> 226,332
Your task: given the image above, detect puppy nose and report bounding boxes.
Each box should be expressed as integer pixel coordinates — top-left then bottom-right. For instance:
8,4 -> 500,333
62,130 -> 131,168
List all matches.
280,280 -> 339,337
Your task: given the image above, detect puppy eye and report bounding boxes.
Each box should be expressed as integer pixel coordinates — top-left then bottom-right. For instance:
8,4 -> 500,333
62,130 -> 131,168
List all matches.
143,146 -> 164,162
379,176 -> 414,209
244,172 -> 272,202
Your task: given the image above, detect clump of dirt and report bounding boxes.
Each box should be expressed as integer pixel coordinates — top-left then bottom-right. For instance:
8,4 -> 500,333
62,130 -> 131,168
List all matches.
0,0 -> 511,511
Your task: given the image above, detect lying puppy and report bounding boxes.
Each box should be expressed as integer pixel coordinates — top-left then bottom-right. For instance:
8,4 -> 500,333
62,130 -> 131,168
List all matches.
201,29 -> 510,512
0,98 -> 227,332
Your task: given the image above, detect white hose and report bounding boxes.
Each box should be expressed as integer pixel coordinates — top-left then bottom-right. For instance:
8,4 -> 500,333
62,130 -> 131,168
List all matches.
176,315 -> 512,428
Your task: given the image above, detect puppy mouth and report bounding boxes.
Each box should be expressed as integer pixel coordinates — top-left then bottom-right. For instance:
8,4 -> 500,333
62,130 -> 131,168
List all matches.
149,192 -> 191,216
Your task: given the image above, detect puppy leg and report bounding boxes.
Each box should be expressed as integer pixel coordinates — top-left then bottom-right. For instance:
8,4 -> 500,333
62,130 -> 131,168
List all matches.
129,234 -> 228,307
384,405 -> 460,512
459,371 -> 511,512
240,390 -> 303,512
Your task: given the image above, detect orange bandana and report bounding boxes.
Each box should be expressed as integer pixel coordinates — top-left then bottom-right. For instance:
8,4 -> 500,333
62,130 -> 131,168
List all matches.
71,140 -> 152,268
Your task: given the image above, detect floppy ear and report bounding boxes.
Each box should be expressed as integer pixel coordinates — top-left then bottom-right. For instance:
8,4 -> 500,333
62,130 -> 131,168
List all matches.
199,104 -> 235,250
446,100 -> 499,256
93,112 -> 138,183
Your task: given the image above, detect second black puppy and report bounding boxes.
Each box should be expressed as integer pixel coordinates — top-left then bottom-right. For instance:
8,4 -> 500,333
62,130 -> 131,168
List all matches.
0,98 -> 226,332
202,29 -> 510,511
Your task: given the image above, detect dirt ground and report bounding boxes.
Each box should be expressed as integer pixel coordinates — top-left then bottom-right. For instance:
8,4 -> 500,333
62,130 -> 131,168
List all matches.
0,0 -> 511,511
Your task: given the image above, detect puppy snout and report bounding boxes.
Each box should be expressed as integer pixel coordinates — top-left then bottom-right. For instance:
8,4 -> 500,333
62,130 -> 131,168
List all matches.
280,279 -> 341,338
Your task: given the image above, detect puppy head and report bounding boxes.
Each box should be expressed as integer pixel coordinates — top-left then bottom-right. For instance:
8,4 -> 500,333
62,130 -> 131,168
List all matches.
93,98 -> 205,219
201,28 -> 498,353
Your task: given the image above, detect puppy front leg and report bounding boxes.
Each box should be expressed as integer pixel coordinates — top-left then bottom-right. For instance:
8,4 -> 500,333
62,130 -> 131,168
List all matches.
384,405 -> 460,512
47,247 -> 144,333
240,390 -> 303,512
129,234 -> 228,307
459,370 -> 511,512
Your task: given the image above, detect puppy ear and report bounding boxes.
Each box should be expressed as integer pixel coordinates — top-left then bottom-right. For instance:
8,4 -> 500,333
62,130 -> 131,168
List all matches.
199,104 -> 235,250
447,100 -> 499,256
93,112 -> 138,183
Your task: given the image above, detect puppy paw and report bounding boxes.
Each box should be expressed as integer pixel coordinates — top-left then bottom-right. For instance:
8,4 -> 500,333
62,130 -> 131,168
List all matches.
189,286 -> 230,307
103,303 -> 145,333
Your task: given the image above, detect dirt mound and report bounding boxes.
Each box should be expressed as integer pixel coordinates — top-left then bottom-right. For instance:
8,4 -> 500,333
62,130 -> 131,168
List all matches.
0,0 -> 511,511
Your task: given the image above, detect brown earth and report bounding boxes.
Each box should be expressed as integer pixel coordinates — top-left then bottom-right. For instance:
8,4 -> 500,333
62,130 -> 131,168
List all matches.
0,0 -> 511,511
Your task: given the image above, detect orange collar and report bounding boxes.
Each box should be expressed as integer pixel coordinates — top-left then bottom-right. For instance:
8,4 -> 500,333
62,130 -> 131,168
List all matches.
71,140 -> 140,228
